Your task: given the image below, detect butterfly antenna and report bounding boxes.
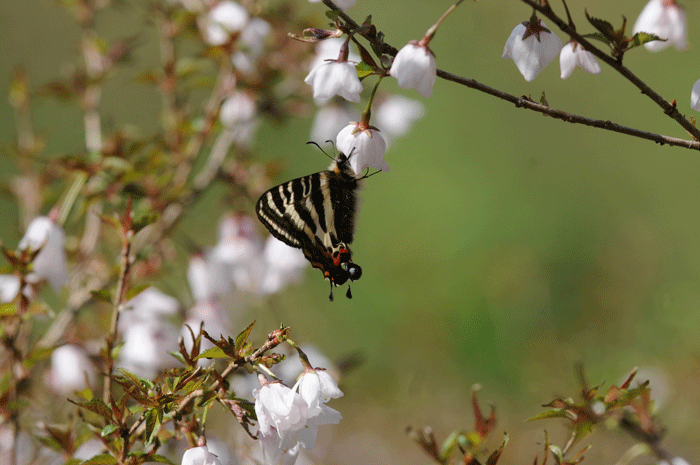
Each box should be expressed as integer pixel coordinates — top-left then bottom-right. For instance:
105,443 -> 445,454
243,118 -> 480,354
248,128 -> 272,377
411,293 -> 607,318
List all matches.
328,281 -> 335,302
307,141 -> 334,161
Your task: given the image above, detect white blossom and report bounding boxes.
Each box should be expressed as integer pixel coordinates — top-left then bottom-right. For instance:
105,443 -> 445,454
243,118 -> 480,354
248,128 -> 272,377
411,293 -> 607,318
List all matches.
304,61 -> 363,104
690,79 -> 700,111
118,320 -> 179,379
559,41 -> 601,79
181,445 -> 223,465
202,1 -> 249,46
187,254 -> 231,302
220,92 -> 256,128
120,287 -> 180,331
502,20 -> 562,82
0,275 -> 20,303
309,38 -> 360,75
259,432 -> 301,465
389,43 -> 436,98
336,123 -> 389,174
18,216 -> 67,291
259,237 -> 307,295
633,0 -> 687,52
46,345 -> 95,394
253,382 -> 309,445
310,104 -> 359,144
375,96 -> 425,146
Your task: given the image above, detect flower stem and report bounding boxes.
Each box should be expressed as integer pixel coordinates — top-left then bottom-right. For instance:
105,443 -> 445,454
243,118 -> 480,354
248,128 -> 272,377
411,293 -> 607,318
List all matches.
361,77 -> 383,126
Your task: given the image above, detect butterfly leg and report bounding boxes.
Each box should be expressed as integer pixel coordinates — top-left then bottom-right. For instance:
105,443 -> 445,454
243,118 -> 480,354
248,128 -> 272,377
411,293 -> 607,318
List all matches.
328,281 -> 335,301
345,284 -> 352,299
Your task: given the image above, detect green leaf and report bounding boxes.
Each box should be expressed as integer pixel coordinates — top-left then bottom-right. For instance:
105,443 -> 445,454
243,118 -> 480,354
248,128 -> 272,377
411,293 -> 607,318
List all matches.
196,347 -> 227,360
137,454 -> 173,464
68,398 -> 113,420
548,444 -> 564,465
325,10 -> 340,21
0,303 -> 17,316
585,12 -> 615,38
438,430 -> 462,461
23,345 -> 54,370
90,289 -> 112,303
101,424 -> 118,437
356,62 -> 374,79
169,350 -> 186,364
80,453 -> 118,465
234,321 -> 256,354
526,409 -> 568,421
144,408 -> 163,446
580,32 -> 611,46
629,32 -> 664,49
124,283 -> 151,301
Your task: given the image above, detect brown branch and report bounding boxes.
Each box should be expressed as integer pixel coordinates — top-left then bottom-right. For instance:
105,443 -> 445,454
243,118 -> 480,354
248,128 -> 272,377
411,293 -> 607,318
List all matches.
322,0 -> 700,151
437,68 -> 700,150
519,0 -> 700,141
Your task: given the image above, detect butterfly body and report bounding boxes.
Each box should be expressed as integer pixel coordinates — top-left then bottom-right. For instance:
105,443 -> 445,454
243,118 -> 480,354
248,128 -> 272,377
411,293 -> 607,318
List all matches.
256,153 -> 362,300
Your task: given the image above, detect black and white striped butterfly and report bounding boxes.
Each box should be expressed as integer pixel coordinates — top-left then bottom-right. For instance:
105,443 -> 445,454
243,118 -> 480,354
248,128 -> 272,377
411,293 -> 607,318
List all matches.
256,146 -> 363,301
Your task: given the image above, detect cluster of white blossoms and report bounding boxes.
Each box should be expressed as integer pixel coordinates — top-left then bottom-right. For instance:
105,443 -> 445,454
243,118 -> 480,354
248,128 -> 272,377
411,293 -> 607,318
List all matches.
253,368 -> 344,465
502,0 -> 687,82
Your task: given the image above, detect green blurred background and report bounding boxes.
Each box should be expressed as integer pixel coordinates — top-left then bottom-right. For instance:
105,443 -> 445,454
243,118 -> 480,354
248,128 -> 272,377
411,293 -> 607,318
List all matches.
2,0 -> 699,462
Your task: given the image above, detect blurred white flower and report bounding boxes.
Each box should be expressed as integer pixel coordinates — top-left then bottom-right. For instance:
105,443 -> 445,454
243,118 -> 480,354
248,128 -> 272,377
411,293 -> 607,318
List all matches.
232,18 -> 272,74
307,0 -> 355,10
211,214 -> 261,270
375,96 -> 424,146
120,287 -> 180,332
336,123 -> 389,174
559,41 -> 601,79
259,237 -> 307,295
690,79 -> 700,111
259,431 -> 301,465
118,320 -> 179,379
187,254 -> 231,302
202,1 -> 249,46
220,92 -> 256,127
73,438 -> 106,461
304,61 -> 363,104
0,275 -> 20,303
310,104 -> 359,144
181,445 -> 223,465
633,0 -> 687,52
389,43 -> 436,98
46,345 -> 95,394
309,39 -> 360,79
18,216 -> 67,291
502,19 -> 562,82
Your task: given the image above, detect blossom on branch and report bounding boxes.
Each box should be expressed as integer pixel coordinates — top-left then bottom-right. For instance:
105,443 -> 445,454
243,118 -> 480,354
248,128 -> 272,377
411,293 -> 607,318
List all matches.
336,122 -> 389,174
502,17 -> 562,82
202,1 -> 249,46
389,42 -> 436,98
18,216 -> 67,291
633,0 -> 687,52
181,445 -> 222,465
304,61 -> 363,103
690,79 -> 700,111
559,41 -> 601,79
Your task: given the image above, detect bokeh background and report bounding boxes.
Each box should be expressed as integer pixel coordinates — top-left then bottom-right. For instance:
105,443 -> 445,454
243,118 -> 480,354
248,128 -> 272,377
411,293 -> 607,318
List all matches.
2,0 -> 699,463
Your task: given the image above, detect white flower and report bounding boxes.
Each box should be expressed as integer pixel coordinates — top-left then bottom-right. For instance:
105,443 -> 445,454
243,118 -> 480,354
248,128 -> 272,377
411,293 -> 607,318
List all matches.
0,275 -> 20,303
375,96 -> 425,146
120,287 -> 180,331
502,20 -> 562,82
304,61 -> 363,104
633,0 -> 687,52
202,1 -> 249,46
259,237 -> 307,295
18,216 -> 67,291
46,345 -> 95,394
118,320 -> 179,379
181,445 -> 222,465
259,432 -> 301,465
294,370 -> 343,410
307,0 -> 355,10
233,18 -> 272,74
336,123 -> 389,174
187,254 -> 231,302
559,41 -> 601,79
310,38 -> 360,74
389,43 -> 436,98
220,92 -> 256,127
690,79 -> 700,111
310,104 -> 359,144
253,382 -> 309,444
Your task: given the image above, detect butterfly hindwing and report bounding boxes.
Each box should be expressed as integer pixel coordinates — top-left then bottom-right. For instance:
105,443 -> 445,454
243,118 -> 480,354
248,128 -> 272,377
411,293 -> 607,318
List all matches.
255,153 -> 362,300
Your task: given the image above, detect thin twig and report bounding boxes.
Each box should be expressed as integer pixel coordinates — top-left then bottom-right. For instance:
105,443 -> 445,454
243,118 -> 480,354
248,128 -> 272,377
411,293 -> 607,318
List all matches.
519,0 -> 700,142
436,68 -> 700,150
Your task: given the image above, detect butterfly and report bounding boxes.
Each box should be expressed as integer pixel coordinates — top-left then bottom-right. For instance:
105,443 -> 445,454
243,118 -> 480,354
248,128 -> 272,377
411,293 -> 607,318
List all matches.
256,146 -> 363,301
